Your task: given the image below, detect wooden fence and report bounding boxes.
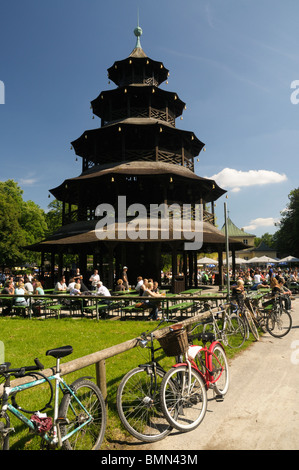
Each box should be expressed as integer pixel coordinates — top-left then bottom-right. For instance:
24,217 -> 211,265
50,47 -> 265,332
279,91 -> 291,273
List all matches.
0,309 -> 215,400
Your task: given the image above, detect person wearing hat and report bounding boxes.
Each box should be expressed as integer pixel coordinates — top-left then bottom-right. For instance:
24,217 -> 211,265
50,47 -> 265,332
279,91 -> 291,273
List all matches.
121,266 -> 129,290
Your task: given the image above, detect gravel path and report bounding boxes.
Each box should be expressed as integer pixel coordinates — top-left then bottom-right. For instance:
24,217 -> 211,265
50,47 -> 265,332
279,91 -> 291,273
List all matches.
124,296 -> 299,451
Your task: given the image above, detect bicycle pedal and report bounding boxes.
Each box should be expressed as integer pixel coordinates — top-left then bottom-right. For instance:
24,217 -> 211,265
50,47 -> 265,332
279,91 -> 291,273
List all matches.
215,394 -> 224,402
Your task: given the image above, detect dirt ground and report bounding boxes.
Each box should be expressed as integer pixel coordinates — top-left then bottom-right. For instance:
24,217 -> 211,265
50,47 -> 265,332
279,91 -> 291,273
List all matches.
122,295 -> 299,451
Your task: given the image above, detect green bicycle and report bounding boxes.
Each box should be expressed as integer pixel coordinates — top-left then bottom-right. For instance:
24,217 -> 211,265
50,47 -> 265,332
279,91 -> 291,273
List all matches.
0,345 -> 106,450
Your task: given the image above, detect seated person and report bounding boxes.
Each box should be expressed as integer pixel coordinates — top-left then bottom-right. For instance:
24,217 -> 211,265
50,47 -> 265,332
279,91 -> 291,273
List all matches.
152,281 -> 160,293
96,281 -> 111,304
141,281 -> 162,321
34,281 -> 44,296
135,276 -> 143,293
1,281 -> 14,314
115,279 -> 126,292
32,281 -> 45,315
2,280 -> 14,295
251,270 -> 263,290
277,276 -> 292,310
14,282 -> 29,306
54,276 -> 68,293
231,279 -> 245,308
70,283 -> 81,295
24,276 -> 34,294
67,277 -> 76,291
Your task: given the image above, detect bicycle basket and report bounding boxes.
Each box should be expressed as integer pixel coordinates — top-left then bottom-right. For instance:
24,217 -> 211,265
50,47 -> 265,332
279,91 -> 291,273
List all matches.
158,326 -> 188,357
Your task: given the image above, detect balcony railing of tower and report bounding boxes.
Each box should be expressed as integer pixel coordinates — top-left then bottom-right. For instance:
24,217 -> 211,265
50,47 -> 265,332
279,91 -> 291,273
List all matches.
117,75 -> 160,87
82,150 -> 194,172
103,107 -> 176,127
62,205 -> 215,226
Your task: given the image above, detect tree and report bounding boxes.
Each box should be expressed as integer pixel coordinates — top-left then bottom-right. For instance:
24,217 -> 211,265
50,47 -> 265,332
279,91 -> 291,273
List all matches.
0,180 -> 48,267
273,188 -> 299,257
45,199 -> 63,236
254,233 -> 275,249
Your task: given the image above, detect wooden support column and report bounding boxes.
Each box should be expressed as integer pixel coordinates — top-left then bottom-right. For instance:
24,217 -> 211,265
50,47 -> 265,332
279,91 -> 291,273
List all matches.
194,252 -> 198,287
231,248 -> 236,281
189,252 -> 193,288
218,249 -> 224,289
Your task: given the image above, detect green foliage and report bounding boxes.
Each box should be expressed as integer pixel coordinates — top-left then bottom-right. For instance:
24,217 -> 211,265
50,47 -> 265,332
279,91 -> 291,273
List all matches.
0,180 -> 48,267
273,188 -> 299,257
254,232 -> 275,248
45,199 -> 63,236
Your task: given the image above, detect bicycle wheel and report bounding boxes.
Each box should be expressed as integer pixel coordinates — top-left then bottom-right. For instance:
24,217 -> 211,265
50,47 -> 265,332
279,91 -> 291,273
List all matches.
160,365 -> 207,432
58,378 -> 106,450
223,313 -> 246,349
117,366 -> 172,442
266,308 -> 292,338
244,308 -> 259,341
254,307 -> 268,333
0,413 -> 10,450
210,343 -> 229,396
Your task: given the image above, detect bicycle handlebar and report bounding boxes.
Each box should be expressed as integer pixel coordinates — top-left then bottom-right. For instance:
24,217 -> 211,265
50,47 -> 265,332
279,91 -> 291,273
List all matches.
139,316 -> 178,339
0,357 -> 44,376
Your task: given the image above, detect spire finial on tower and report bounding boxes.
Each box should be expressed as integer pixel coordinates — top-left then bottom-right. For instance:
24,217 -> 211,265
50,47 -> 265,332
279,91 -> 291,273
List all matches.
134,9 -> 143,49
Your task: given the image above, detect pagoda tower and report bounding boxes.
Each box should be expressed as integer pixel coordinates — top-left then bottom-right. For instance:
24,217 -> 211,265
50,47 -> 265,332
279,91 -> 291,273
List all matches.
30,26 -> 243,290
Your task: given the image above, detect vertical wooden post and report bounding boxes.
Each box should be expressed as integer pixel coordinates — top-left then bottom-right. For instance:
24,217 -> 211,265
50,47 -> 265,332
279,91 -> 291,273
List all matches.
96,360 -> 107,411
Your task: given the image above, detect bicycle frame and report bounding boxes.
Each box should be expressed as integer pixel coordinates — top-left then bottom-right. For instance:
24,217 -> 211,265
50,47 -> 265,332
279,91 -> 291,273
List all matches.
1,372 -> 93,448
171,339 -> 224,391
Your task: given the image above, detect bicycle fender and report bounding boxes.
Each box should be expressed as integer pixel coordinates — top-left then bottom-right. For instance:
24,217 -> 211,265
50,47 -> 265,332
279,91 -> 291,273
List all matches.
172,362 -> 199,372
209,341 -> 223,352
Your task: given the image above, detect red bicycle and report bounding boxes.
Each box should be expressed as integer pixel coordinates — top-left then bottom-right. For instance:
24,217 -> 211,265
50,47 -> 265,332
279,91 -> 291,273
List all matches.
159,324 -> 229,432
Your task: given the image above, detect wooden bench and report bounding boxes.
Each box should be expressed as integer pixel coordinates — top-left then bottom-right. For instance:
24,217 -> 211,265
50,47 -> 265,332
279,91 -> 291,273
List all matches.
121,303 -> 150,319
82,301 -> 121,319
161,301 -> 195,317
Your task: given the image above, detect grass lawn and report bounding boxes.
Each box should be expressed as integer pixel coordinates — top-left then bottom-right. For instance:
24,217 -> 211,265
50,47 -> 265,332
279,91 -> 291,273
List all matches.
0,316 -> 256,450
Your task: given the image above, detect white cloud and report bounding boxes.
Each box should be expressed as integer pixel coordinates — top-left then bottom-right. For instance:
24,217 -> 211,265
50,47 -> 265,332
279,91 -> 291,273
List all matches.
242,217 -> 279,231
19,178 -> 38,186
208,168 -> 287,192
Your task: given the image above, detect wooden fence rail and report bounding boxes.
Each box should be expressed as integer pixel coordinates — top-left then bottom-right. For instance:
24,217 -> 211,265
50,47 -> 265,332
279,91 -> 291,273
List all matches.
0,309 -> 215,399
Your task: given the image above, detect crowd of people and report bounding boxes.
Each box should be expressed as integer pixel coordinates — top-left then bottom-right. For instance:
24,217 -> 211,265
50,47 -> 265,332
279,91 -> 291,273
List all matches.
0,267 -> 164,320
231,266 -> 298,311
1,263 -> 298,318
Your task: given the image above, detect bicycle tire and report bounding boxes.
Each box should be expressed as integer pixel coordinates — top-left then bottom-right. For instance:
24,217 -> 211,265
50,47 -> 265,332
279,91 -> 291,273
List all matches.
266,308 -> 292,338
254,307 -> 268,333
244,309 -> 259,341
0,413 -> 10,450
223,313 -> 246,349
58,378 -> 106,450
209,343 -> 229,396
116,366 -> 172,442
159,365 -> 207,432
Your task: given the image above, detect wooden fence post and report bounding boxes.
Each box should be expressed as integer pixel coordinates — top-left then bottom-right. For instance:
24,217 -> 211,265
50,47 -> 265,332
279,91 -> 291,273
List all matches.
96,360 -> 107,408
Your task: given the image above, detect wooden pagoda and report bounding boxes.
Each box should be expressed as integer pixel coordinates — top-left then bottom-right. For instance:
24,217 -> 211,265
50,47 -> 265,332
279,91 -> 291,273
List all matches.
29,26 -> 244,290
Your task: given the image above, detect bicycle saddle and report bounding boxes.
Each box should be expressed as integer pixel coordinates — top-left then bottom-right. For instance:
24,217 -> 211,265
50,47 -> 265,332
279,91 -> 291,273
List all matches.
201,332 -> 215,343
46,345 -> 73,359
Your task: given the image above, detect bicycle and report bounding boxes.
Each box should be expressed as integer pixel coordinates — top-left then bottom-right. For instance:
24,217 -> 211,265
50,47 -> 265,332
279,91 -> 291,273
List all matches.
0,345 -> 106,450
262,294 -> 292,338
202,303 -> 247,349
230,295 -> 259,342
116,317 -> 181,443
158,323 -> 229,433
245,293 -> 292,338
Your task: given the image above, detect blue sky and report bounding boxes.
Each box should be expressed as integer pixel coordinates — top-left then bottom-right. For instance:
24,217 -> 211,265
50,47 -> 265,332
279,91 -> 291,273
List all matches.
0,0 -> 298,237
